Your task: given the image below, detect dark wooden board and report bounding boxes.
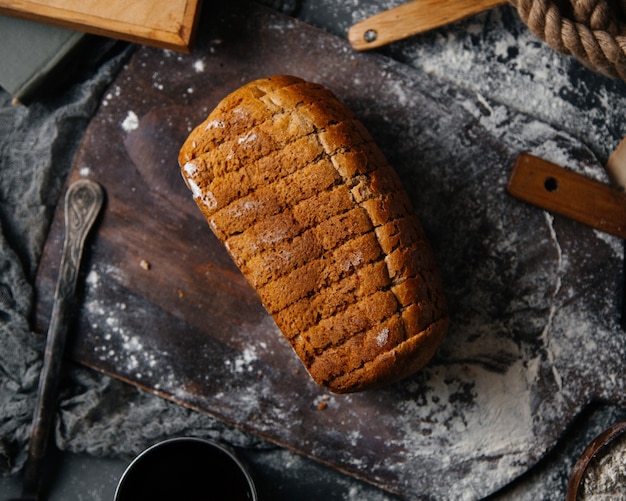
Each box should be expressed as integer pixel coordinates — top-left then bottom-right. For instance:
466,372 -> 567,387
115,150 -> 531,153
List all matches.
34,3 -> 625,500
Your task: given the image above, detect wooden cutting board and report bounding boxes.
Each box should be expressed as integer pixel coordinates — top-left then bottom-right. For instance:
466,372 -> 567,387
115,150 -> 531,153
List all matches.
34,3 -> 626,500
0,0 -> 201,52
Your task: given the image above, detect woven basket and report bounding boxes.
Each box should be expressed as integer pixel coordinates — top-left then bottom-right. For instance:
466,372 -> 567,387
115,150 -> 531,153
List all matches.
509,0 -> 626,80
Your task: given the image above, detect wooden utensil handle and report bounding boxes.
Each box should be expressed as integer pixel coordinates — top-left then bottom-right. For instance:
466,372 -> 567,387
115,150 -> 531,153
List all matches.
348,0 -> 508,50
21,179 -> 103,499
507,153 -> 626,239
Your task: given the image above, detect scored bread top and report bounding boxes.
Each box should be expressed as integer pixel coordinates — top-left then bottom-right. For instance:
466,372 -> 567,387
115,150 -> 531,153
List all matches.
179,75 -> 448,393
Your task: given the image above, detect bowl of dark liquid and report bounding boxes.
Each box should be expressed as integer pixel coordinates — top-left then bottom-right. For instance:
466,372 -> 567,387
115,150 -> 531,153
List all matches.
114,437 -> 257,501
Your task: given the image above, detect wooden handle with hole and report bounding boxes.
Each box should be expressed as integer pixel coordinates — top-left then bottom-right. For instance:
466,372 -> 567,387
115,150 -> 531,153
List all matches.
507,153 -> 626,239
348,0 -> 508,50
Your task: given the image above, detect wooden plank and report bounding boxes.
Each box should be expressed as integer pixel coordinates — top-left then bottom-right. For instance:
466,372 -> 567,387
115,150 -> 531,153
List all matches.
508,153 -> 626,239
0,0 -> 202,52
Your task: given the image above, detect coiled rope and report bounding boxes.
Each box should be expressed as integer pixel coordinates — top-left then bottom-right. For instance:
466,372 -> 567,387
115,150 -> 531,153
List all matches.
509,0 -> 626,80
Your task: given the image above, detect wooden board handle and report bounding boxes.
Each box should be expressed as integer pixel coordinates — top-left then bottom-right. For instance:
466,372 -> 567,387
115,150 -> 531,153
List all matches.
348,0 -> 508,50
507,153 -> 626,239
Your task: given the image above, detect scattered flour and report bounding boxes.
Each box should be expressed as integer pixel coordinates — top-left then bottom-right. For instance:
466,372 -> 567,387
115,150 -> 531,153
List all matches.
183,161 -> 198,176
205,119 -> 224,130
193,59 -> 205,73
375,327 -> 389,347
238,131 -> 258,144
225,346 -> 259,374
121,110 -> 139,132
84,268 -> 161,382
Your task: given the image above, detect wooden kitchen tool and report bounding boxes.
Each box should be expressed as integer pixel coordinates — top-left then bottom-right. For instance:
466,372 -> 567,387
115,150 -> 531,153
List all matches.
0,0 -> 202,52
18,180 -> 103,501
507,153 -> 626,239
349,0 -> 508,50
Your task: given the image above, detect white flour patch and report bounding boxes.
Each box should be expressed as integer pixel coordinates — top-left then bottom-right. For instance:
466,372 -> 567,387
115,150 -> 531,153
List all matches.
376,328 -> 389,347
83,268 -> 162,382
201,190 -> 217,210
187,178 -> 217,210
225,346 -> 259,374
193,59 -> 205,72
187,177 -> 202,198
102,84 -> 122,106
342,251 -> 362,272
593,230 -> 624,258
388,80 -> 409,106
183,161 -> 198,177
85,270 -> 99,288
205,119 -> 224,130
238,131 -> 258,144
538,213 -> 564,391
121,110 -> 139,132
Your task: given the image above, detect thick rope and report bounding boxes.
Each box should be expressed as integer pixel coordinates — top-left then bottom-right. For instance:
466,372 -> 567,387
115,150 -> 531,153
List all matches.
509,0 -> 626,80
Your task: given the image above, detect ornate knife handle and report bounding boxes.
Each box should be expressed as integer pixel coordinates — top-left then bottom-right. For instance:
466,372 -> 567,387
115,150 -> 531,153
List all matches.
21,179 -> 104,500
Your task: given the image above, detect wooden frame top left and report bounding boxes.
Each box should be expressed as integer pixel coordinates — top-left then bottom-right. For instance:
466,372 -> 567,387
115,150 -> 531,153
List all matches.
0,0 -> 203,53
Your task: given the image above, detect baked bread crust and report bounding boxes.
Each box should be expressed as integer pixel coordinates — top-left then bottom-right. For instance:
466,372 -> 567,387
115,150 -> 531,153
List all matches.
179,75 -> 448,393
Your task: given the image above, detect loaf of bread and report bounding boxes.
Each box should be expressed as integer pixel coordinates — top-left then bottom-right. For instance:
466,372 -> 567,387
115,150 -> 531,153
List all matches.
179,75 -> 448,393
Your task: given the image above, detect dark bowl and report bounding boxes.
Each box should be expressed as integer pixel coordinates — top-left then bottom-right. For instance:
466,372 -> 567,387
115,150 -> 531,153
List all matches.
114,437 -> 258,501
